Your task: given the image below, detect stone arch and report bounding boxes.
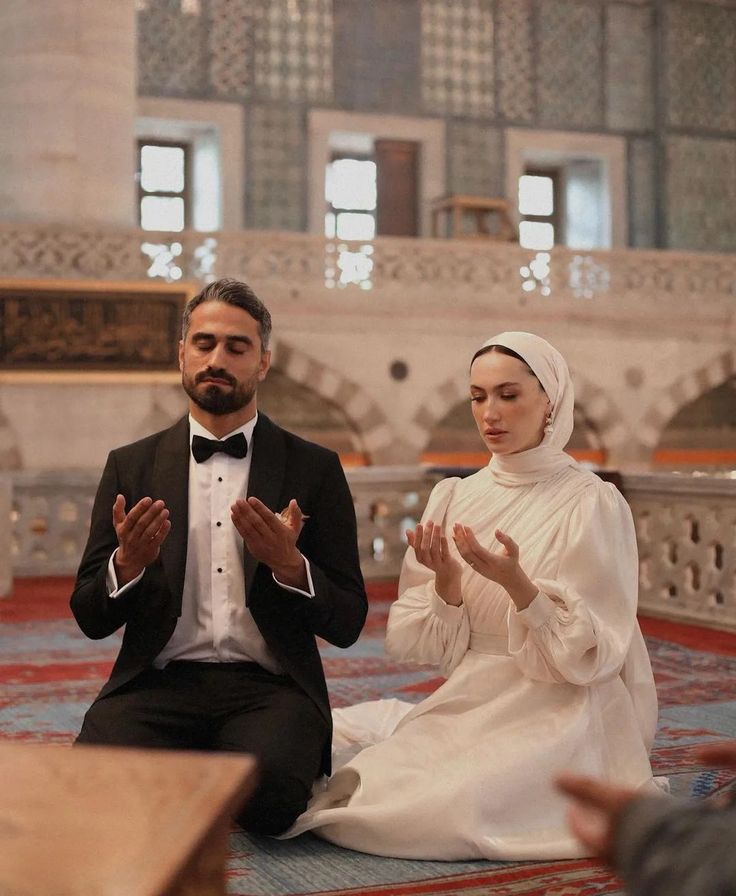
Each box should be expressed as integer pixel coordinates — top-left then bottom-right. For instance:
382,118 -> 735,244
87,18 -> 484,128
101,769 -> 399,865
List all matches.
410,366 -> 627,463
570,368 -> 629,454
265,340 -> 395,464
638,351 -> 736,451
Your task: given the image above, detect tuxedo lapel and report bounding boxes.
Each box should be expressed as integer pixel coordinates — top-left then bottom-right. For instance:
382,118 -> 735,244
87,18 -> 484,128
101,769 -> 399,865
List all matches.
245,413 -> 286,601
153,416 -> 190,612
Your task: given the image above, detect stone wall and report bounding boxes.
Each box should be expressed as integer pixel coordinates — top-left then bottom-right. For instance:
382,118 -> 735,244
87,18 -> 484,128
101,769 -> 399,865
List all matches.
1,225 -> 735,473
135,0 -> 736,252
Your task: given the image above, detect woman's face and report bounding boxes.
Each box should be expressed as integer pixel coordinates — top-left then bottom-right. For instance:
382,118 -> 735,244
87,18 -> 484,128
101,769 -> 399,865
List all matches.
469,351 -> 551,456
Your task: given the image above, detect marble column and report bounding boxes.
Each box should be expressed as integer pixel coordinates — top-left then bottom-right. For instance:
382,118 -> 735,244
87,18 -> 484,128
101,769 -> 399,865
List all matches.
0,0 -> 137,226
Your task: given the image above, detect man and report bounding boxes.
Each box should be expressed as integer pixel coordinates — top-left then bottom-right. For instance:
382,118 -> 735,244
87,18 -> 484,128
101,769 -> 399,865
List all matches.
71,278 -> 368,835
557,742 -> 736,896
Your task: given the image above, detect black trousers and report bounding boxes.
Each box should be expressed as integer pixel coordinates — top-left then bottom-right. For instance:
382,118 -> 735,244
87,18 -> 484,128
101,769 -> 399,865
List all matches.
76,661 -> 329,835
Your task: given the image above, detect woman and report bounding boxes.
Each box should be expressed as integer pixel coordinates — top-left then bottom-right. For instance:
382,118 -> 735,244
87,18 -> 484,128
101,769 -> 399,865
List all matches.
283,331 -> 658,860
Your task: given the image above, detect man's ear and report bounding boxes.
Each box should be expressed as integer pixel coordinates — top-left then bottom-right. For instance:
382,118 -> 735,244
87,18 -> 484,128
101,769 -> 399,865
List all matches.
178,340 -> 184,371
258,349 -> 272,382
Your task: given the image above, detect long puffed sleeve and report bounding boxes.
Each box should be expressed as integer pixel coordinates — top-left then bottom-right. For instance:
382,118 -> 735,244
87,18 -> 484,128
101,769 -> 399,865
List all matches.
385,478 -> 471,676
507,481 -> 641,686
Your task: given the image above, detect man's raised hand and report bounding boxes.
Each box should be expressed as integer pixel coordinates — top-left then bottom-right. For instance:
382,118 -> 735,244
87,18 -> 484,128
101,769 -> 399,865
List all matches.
231,496 -> 308,590
113,494 -> 171,586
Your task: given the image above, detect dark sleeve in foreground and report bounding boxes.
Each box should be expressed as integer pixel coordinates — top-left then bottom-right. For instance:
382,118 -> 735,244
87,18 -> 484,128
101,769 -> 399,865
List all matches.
615,795 -> 736,896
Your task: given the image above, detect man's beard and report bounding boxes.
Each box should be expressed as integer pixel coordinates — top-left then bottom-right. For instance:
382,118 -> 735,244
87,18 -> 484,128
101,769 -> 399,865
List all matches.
182,366 -> 258,415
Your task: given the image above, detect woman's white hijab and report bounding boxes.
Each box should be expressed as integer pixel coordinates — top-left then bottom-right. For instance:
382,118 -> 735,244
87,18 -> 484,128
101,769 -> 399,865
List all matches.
476,331 -> 577,486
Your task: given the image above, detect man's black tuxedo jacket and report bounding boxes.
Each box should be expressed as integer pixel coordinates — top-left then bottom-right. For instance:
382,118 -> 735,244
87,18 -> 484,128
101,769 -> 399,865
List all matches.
70,413 -> 368,774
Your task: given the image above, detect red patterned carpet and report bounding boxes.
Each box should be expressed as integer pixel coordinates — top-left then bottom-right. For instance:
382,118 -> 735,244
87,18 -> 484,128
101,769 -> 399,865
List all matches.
2,578 -> 736,895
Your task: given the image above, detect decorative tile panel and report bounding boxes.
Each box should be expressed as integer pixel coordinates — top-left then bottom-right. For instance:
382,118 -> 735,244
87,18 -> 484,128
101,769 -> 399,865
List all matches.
447,122 -> 504,197
666,136 -> 736,252
497,0 -> 535,123
246,104 -> 306,231
537,0 -> 604,130
629,138 -> 658,249
252,0 -> 333,103
606,3 -> 655,131
137,0 -> 208,96
207,0 -> 252,99
333,0 -> 421,113
421,0 -> 495,118
665,2 -> 736,131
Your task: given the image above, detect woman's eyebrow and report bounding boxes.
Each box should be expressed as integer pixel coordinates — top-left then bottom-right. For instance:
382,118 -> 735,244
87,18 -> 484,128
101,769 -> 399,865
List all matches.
470,381 -> 521,390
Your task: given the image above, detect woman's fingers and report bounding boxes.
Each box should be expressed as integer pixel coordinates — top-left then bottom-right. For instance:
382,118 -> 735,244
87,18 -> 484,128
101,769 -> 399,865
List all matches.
429,521 -> 444,561
408,520 -> 457,572
495,529 -> 519,560
453,523 -> 485,567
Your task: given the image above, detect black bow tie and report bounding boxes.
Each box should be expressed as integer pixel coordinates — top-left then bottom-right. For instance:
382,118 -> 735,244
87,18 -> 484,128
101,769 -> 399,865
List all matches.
191,432 -> 248,463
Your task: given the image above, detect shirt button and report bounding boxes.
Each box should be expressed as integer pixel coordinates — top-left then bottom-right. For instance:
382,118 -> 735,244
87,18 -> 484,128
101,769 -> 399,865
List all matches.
216,521 -> 222,527
217,567 -> 223,573
218,476 -> 223,482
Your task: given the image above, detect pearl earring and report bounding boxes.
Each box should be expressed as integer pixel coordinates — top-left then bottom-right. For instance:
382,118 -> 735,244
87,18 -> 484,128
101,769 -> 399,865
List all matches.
544,410 -> 554,434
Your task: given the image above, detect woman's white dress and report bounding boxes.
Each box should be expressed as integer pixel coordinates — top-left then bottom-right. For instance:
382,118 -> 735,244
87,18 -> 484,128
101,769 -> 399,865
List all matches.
283,463 -> 658,860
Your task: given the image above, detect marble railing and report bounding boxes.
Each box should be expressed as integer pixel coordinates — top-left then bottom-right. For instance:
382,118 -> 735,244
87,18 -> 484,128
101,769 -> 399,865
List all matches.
0,223 -> 735,337
624,473 -> 736,631
4,467 -> 735,632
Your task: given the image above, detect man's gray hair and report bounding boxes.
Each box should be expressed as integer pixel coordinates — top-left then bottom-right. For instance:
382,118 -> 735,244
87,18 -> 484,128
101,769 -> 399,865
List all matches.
181,278 -> 272,350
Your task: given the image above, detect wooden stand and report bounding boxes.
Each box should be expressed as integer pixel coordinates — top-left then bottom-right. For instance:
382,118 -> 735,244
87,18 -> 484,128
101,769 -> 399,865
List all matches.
430,194 -> 516,240
0,742 -> 257,896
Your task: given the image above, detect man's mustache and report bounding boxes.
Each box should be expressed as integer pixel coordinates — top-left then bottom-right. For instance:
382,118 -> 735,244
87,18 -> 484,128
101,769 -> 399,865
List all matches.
195,367 -> 236,386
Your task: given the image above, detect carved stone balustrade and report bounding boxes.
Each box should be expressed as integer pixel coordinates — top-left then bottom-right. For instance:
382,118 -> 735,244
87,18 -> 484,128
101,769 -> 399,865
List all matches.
4,467 -> 736,633
0,223 -> 734,339
624,473 -> 736,631
344,466 -> 442,582
8,472 -> 96,582
4,467 -> 440,586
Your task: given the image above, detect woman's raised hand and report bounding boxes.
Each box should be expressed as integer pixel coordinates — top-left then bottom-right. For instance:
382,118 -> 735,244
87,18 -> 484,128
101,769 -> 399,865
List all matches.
452,524 -> 538,610
406,520 -> 463,606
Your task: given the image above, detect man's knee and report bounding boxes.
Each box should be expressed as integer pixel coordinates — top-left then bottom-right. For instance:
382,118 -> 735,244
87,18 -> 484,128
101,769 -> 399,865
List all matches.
76,698 -> 122,745
237,773 -> 311,836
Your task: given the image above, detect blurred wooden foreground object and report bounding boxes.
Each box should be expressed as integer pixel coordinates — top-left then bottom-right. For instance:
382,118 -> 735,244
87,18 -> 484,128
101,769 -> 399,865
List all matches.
430,194 -> 517,240
0,742 -> 257,896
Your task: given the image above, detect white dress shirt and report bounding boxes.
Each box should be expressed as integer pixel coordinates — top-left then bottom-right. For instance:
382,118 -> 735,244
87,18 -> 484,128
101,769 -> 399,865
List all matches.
107,413 -> 314,671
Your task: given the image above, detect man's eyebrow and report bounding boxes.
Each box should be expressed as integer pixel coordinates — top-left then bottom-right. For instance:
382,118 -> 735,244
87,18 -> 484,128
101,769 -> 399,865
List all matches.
225,334 -> 253,345
191,331 -> 253,344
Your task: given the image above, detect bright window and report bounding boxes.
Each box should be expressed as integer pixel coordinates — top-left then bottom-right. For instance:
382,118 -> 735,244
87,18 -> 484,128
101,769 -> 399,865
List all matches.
325,157 -> 377,240
138,140 -> 190,232
518,169 -> 559,251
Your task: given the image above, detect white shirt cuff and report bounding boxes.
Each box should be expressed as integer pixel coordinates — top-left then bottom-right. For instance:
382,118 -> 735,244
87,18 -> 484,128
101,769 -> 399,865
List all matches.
272,554 -> 315,598
106,549 -> 144,598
